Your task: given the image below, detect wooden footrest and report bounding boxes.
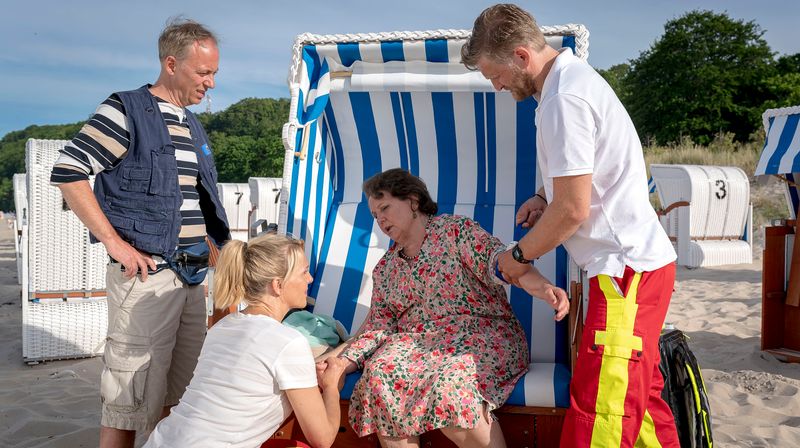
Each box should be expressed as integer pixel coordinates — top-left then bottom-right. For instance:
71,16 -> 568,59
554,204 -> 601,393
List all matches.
270,401 -> 565,447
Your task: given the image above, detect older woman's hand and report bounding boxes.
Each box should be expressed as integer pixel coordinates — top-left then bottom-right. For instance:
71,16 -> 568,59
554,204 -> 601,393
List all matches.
541,284 -> 569,321
518,273 -> 570,321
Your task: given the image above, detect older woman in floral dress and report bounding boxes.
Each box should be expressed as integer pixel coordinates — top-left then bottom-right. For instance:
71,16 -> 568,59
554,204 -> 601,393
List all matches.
323,168 -> 568,448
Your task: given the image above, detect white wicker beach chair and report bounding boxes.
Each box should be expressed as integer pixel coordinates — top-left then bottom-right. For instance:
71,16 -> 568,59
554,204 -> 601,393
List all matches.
263,26 -> 589,446
650,164 -> 753,268
13,173 -> 27,284
248,177 -> 282,237
22,139 -> 108,363
217,183 -> 251,242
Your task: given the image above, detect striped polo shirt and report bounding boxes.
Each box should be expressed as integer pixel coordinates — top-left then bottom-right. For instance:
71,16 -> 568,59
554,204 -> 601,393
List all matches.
50,94 -> 207,250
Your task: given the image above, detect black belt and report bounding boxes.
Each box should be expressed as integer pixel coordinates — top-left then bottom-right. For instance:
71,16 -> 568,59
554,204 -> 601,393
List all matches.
110,253 -> 208,268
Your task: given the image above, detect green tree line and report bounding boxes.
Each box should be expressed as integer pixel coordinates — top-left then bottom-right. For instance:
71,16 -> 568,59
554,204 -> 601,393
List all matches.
0,98 -> 289,211
598,10 -> 800,145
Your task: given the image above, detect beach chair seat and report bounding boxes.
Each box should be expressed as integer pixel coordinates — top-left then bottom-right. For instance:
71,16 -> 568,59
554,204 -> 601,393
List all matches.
217,182 -> 251,242
266,27 -> 588,447
650,164 -> 753,268
248,177 -> 282,237
22,139 -> 108,363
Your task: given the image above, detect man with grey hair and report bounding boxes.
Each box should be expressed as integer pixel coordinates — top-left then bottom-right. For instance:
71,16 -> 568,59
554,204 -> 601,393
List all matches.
51,18 -> 230,448
463,4 -> 679,448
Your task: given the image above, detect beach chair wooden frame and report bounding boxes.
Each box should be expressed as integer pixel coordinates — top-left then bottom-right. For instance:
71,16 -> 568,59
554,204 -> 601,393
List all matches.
756,106 -> 800,362
233,26 -> 589,446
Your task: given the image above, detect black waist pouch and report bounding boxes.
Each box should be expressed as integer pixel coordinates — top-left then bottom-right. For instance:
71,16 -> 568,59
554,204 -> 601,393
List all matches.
168,241 -> 210,286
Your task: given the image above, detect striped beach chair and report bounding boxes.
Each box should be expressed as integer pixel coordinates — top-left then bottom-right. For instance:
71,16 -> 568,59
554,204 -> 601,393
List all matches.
757,106 -> 800,360
268,26 -> 589,447
757,106 -> 800,219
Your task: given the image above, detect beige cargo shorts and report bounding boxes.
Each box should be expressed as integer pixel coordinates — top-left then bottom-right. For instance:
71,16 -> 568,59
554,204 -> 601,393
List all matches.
100,262 -> 206,431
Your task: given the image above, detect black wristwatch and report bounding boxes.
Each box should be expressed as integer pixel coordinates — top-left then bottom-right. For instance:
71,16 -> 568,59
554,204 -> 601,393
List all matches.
511,243 -> 533,264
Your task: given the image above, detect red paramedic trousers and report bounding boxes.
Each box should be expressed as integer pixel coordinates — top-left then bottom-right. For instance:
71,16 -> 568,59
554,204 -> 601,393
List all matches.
560,263 -> 680,448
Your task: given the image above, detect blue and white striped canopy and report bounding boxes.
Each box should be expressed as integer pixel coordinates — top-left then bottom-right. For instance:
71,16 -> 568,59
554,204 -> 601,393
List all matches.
280,27 -> 588,408
757,106 -> 800,217
756,106 -> 800,176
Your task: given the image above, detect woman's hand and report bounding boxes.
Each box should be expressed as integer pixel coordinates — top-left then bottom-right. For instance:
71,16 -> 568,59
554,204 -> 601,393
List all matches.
518,273 -> 570,321
540,284 -> 570,321
316,356 -> 353,391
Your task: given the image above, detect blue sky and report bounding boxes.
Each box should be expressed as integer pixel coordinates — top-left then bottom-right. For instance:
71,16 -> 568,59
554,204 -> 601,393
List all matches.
1,0 -> 798,138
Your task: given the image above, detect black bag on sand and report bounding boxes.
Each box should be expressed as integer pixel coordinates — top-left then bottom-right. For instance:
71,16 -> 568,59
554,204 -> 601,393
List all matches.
659,329 -> 714,448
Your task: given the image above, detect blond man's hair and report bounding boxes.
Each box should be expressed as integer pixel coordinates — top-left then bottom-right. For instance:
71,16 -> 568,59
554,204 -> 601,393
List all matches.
461,3 -> 546,70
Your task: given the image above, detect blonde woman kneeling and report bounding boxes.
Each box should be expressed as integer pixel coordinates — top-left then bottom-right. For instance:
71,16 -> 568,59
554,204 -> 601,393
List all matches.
145,233 -> 347,448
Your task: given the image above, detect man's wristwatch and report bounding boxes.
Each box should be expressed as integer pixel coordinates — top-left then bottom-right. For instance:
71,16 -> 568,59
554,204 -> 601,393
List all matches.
511,243 -> 533,264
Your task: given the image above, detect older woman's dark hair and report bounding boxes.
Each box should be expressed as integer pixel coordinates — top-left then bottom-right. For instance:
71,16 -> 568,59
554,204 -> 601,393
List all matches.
363,168 -> 438,215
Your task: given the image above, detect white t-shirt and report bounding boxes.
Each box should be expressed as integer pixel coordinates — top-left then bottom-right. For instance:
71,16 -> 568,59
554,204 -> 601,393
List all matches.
535,48 -> 676,278
144,313 -> 317,448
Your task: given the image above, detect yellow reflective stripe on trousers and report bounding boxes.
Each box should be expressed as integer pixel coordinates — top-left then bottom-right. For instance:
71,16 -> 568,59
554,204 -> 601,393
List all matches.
590,272 -> 643,448
634,410 -> 663,448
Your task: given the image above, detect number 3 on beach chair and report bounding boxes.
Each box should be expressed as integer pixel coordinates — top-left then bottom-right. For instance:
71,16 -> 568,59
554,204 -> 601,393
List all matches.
650,164 -> 753,269
268,26 -> 590,447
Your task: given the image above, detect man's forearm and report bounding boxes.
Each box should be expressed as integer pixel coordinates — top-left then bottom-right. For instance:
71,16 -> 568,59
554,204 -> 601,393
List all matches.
58,181 -> 119,243
517,201 -> 583,260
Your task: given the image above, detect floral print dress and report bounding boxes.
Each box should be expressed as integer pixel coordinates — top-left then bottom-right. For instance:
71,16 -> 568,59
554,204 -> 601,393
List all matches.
340,214 -> 528,437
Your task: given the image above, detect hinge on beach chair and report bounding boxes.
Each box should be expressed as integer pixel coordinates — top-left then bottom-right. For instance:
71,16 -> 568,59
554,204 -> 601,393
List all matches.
282,121 -> 314,160
775,174 -> 800,189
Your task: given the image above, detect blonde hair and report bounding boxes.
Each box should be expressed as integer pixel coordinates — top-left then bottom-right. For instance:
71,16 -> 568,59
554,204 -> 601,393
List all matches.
461,3 -> 546,70
213,233 -> 305,310
158,16 -> 218,61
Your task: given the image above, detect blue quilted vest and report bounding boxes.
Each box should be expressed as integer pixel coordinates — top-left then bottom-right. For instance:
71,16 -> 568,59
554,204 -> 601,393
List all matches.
91,85 -> 230,258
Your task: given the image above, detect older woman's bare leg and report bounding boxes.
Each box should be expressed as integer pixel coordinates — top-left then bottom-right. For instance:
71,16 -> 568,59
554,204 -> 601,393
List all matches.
439,409 -> 507,448
379,435 -> 420,448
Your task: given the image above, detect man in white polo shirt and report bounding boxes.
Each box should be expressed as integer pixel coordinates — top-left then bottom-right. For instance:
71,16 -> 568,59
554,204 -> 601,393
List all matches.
463,4 -> 679,448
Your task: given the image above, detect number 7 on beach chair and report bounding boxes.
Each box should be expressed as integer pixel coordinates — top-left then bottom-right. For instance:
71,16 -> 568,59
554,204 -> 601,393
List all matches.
271,27 -> 589,447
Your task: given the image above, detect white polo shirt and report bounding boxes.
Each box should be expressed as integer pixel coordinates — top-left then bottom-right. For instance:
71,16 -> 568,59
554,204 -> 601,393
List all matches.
534,48 -> 676,278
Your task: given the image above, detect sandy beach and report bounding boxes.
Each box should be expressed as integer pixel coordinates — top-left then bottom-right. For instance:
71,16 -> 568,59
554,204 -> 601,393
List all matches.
1,217 -> 799,447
